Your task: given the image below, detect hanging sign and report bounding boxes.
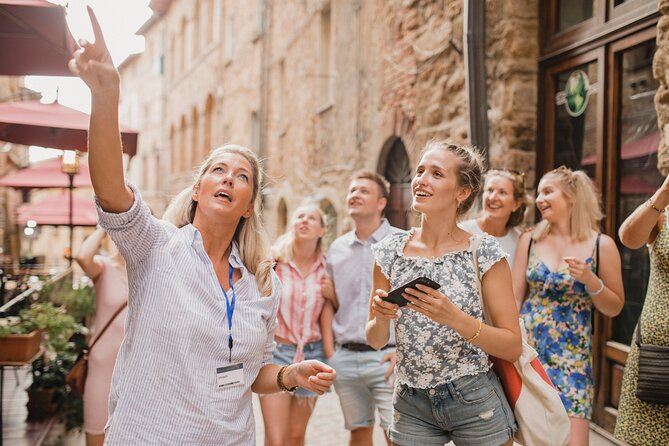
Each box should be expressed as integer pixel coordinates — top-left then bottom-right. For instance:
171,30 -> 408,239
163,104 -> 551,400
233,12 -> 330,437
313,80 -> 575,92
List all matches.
554,70 -> 597,118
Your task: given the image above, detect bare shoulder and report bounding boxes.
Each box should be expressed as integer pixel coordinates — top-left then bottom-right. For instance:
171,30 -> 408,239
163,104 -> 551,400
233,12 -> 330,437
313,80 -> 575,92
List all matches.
598,233 -> 619,253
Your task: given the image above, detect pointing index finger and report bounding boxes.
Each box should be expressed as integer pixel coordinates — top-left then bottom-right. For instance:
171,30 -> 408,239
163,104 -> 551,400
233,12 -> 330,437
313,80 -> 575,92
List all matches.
87,6 -> 108,48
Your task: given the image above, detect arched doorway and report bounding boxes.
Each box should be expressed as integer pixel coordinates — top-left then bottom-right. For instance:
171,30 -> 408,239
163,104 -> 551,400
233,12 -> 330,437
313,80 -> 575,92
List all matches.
377,137 -> 412,230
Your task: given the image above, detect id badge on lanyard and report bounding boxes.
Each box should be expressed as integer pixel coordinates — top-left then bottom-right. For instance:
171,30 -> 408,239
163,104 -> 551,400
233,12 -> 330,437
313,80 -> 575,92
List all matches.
216,264 -> 245,389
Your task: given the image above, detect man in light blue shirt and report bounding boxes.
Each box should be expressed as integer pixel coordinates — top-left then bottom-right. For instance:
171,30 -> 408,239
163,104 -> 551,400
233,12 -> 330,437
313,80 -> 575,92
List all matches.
323,170 -> 402,446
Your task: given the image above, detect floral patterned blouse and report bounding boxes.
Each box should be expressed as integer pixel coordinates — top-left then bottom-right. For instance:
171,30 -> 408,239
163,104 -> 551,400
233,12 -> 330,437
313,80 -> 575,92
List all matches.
372,230 -> 506,388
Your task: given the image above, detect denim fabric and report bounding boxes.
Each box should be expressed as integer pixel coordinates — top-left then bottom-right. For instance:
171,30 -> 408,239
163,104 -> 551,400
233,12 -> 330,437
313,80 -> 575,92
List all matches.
390,369 -> 516,446
272,341 -> 325,398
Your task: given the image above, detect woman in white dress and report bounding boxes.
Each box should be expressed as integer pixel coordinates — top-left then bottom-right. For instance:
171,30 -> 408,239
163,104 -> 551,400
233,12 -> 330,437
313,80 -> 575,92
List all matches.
459,169 -> 528,265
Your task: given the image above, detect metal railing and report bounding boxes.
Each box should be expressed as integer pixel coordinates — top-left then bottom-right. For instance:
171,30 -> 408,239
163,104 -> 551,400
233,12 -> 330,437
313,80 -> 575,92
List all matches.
0,268 -> 72,316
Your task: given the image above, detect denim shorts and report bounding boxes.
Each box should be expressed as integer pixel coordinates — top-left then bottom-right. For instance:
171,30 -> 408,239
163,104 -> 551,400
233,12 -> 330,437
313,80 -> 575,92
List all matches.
272,340 -> 325,398
390,369 -> 517,446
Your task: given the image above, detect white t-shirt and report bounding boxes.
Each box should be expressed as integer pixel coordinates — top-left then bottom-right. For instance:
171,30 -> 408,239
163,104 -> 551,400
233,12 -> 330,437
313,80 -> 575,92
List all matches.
459,219 -> 520,266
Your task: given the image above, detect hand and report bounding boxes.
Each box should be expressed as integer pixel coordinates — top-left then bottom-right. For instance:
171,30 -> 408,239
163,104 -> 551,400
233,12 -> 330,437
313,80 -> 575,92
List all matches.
371,290 -> 399,321
563,257 -> 598,288
68,6 -> 119,96
403,284 -> 460,326
289,360 -> 336,395
380,351 -> 396,384
320,277 -> 336,304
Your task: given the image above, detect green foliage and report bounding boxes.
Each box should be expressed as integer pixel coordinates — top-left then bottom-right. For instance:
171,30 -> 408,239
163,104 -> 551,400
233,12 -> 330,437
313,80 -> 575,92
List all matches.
41,281 -> 96,323
0,321 -> 35,336
29,353 -> 84,430
19,303 -> 81,355
50,284 -> 96,322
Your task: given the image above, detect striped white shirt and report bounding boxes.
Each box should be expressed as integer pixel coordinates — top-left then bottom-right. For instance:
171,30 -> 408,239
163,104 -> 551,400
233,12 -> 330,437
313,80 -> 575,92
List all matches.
97,183 -> 281,445
274,256 -> 326,361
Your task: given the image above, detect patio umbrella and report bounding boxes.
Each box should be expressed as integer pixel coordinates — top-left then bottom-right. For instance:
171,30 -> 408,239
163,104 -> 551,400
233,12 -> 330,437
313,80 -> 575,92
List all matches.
16,192 -> 96,226
0,0 -> 78,76
0,100 -> 138,157
0,157 -> 91,188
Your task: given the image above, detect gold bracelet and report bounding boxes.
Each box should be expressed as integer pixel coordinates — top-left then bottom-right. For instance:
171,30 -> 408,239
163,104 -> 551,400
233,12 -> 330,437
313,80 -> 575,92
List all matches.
646,199 -> 665,213
464,319 -> 483,343
277,365 -> 297,392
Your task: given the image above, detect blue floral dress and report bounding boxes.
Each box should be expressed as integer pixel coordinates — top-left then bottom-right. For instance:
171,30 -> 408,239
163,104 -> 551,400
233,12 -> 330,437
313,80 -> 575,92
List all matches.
519,242 -> 597,419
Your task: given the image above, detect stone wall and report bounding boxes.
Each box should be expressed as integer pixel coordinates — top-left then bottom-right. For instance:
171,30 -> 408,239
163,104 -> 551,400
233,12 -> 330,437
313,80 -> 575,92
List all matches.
122,0 -> 541,240
655,0 -> 669,175
486,0 -> 539,184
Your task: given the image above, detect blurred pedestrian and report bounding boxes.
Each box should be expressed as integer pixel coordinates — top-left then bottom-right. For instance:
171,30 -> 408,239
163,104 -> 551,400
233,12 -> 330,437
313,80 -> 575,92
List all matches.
459,168 -> 528,265
74,227 -> 127,446
321,170 -> 402,446
69,8 -> 335,445
260,203 -> 334,446
614,174 -> 669,446
512,166 -> 624,445
367,141 -> 521,446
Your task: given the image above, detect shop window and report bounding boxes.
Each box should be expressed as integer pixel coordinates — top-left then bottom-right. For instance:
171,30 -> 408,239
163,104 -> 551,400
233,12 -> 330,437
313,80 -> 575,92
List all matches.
553,61 -> 599,179
557,0 -> 595,32
613,39 -> 662,344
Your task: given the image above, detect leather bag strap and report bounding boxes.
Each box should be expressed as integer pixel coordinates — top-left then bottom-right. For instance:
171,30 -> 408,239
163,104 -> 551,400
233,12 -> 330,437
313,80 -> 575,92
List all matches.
88,302 -> 127,352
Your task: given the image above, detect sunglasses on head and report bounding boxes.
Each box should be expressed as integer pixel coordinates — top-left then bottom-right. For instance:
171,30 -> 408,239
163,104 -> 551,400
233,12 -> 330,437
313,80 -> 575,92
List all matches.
488,169 -> 525,185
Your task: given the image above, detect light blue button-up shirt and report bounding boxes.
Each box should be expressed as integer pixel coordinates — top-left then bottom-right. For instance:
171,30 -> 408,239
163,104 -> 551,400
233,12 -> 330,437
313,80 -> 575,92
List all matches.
97,183 -> 281,446
326,218 -> 402,345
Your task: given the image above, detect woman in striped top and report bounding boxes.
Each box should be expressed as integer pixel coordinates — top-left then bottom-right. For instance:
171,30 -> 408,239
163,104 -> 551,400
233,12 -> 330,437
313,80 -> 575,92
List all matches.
69,8 -> 335,445
260,203 -> 334,445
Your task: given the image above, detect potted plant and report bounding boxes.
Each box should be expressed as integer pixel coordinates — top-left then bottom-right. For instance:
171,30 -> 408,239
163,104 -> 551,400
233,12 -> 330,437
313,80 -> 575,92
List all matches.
26,354 -> 76,420
0,316 -> 42,363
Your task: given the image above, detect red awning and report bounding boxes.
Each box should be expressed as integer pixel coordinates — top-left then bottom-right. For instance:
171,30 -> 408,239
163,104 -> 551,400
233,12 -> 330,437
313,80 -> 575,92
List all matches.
0,157 -> 92,189
0,101 -> 138,156
16,192 -> 97,226
620,175 -> 660,195
582,132 -> 660,165
0,0 -> 78,76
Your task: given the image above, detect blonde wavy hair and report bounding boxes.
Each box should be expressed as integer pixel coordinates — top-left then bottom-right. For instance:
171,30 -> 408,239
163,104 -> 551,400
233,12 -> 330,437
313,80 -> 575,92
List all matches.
271,202 -> 327,263
162,144 -> 274,296
532,165 -> 602,242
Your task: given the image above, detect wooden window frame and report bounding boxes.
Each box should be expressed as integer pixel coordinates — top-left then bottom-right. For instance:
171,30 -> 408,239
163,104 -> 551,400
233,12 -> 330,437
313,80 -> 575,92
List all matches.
540,0 -> 657,60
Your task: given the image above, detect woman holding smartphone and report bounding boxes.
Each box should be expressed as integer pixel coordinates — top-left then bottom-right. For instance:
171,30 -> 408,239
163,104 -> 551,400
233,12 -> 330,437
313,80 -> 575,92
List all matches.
366,141 -> 521,446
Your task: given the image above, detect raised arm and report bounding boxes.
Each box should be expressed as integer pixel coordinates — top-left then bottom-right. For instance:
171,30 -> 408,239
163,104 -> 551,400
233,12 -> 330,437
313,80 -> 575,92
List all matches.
69,7 -> 133,213
619,175 -> 669,248
74,227 -> 106,280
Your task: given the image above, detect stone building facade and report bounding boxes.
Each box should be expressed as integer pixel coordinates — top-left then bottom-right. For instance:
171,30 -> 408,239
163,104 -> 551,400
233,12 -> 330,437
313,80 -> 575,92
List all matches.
121,0 -> 540,237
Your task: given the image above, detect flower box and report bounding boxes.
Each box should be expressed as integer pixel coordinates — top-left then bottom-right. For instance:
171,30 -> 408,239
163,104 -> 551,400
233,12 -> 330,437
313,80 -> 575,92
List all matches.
0,330 -> 42,363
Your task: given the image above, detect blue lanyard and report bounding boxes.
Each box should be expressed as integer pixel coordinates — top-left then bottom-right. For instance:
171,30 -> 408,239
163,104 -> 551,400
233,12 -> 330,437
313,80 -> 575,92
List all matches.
221,264 -> 236,362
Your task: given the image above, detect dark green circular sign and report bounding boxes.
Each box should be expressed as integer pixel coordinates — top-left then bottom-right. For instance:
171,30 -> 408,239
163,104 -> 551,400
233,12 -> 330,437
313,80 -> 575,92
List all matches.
564,70 -> 590,117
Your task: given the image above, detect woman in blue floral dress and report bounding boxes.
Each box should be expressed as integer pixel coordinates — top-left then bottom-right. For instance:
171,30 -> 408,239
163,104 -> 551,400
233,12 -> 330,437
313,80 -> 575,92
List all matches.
366,142 -> 522,446
512,166 -> 625,446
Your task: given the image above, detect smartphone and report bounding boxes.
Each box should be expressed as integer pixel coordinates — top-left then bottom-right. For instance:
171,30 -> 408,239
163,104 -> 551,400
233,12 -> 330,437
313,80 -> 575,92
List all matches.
382,276 -> 441,307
